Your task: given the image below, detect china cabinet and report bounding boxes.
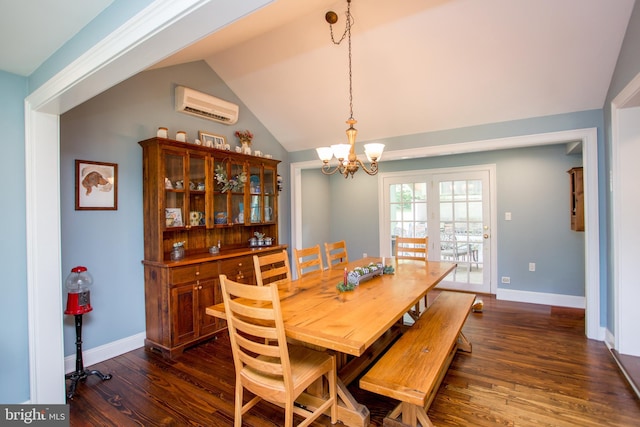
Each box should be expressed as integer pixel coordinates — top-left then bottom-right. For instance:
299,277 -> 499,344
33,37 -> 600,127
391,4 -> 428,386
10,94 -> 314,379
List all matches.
139,137 -> 283,358
568,167 -> 584,232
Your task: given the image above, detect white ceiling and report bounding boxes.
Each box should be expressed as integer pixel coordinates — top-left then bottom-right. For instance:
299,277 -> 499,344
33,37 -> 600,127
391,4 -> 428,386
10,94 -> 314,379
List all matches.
2,0 -> 635,153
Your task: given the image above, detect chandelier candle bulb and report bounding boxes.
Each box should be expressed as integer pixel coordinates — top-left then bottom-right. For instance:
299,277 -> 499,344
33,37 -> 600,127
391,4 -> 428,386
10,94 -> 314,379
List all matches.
364,143 -> 385,162
316,146 -> 334,162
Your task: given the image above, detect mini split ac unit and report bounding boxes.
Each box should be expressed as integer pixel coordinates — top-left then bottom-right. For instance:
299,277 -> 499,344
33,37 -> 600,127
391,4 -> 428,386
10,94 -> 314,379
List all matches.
174,86 -> 239,125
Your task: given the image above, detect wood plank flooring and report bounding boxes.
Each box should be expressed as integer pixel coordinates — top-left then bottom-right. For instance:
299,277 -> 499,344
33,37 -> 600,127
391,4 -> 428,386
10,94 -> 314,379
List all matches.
68,295 -> 640,426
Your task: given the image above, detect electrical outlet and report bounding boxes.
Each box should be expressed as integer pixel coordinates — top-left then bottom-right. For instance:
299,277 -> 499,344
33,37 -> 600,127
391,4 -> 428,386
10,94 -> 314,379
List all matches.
363,252 -> 368,258
505,212 -> 512,221
529,262 -> 536,272
501,276 -> 510,284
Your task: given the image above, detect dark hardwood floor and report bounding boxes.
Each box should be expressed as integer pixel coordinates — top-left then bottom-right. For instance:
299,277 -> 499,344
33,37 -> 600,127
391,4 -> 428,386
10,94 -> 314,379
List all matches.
68,295 -> 640,426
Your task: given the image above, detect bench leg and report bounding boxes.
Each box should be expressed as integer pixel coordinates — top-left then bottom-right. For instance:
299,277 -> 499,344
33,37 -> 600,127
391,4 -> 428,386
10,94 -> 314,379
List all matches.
385,402 -> 434,427
457,331 -> 472,353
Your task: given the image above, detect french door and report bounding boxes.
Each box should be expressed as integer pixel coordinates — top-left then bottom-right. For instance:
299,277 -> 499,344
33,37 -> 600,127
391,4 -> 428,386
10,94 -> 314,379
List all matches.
433,170 -> 491,293
381,166 -> 494,294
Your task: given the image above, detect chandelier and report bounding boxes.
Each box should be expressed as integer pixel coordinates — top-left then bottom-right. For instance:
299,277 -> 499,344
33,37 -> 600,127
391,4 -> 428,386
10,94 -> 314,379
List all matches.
316,0 -> 384,178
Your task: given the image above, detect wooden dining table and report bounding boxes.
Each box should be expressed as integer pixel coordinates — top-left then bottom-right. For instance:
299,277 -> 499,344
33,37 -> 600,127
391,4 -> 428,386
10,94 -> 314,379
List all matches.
206,257 -> 456,427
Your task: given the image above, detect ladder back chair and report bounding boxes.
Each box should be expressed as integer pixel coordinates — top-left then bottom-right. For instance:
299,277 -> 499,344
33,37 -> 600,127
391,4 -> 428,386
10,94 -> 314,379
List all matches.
294,245 -> 324,278
219,275 -> 338,427
395,236 -> 429,261
324,240 -> 349,270
253,249 -> 292,291
396,236 -> 429,321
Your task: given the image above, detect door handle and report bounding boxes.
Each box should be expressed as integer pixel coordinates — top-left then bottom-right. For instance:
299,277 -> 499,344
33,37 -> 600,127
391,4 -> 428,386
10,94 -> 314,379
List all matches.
483,234 -> 489,239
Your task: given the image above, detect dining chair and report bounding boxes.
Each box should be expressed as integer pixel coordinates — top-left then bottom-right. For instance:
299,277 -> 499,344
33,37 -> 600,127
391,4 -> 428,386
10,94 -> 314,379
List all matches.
293,245 -> 324,278
324,240 -> 349,270
396,236 -> 429,321
219,274 -> 337,427
395,236 -> 429,261
253,249 -> 292,290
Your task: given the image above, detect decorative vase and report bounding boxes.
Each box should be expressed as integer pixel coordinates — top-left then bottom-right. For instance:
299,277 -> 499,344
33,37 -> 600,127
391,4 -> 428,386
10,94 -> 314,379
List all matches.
170,246 -> 185,261
241,139 -> 252,155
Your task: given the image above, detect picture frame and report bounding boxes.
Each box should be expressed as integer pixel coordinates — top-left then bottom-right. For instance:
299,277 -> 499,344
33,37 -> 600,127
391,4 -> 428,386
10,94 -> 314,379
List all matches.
165,208 -> 183,227
198,131 -> 227,149
75,160 -> 118,210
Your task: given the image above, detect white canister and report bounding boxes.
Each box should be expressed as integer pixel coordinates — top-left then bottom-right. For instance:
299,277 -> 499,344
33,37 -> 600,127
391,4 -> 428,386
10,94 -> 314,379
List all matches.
176,131 -> 186,142
157,127 -> 168,138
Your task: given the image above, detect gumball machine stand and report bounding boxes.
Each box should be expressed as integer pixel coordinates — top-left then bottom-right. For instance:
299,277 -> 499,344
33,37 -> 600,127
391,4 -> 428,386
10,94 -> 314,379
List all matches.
64,266 -> 112,399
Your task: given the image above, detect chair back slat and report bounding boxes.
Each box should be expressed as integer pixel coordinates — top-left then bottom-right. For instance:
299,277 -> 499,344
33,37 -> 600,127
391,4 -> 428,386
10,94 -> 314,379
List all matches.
294,245 -> 324,277
253,250 -> 292,290
324,240 -> 349,270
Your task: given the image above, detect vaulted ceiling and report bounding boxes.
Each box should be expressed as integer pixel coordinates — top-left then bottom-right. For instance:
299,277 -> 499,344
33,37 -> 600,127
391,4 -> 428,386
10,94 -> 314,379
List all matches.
154,0 -> 636,152
2,0 -> 635,153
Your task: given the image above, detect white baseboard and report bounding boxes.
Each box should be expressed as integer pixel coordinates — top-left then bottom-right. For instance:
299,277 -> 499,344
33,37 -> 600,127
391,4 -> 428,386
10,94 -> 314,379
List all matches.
65,332 -> 145,373
496,288 -> 585,309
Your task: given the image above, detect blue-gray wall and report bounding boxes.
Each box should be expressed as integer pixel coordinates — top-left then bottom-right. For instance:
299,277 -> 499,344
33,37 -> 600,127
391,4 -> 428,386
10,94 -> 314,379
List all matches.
300,170 -> 331,255
0,70 -> 30,402
60,60 -> 289,354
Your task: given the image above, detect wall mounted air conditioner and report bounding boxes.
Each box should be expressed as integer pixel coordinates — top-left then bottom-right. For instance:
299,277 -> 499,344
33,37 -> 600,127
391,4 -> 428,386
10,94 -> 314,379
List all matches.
174,86 -> 239,125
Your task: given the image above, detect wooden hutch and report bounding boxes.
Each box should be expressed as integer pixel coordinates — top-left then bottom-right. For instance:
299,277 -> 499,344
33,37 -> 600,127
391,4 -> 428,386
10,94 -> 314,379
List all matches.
139,137 -> 284,358
568,167 -> 584,232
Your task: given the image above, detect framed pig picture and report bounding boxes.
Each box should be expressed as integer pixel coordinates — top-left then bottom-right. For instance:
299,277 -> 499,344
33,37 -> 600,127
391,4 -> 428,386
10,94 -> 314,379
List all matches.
75,160 -> 118,210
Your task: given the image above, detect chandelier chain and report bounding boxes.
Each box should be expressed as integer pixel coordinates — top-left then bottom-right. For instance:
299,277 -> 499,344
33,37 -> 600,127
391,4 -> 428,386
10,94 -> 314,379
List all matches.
328,1 -> 355,120
347,4 -> 353,120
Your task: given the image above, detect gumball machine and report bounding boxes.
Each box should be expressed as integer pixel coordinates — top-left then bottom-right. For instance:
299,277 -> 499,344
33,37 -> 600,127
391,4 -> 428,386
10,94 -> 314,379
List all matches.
64,266 -> 93,315
64,266 -> 111,399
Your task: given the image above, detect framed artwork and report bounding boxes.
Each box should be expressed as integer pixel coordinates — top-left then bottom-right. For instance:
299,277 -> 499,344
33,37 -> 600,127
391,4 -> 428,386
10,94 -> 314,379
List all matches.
198,131 -> 227,149
75,160 -> 118,210
165,208 -> 183,227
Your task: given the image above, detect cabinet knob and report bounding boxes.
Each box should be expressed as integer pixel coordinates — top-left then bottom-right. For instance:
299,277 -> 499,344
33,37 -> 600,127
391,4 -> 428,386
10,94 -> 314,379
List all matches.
195,271 -> 200,276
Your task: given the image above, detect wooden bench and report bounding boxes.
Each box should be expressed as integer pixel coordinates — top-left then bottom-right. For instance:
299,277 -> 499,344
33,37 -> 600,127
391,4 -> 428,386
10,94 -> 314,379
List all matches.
359,291 -> 475,427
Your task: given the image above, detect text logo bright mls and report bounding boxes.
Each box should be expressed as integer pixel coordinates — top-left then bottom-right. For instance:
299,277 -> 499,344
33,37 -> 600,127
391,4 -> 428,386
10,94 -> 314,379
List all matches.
1,405 -> 69,426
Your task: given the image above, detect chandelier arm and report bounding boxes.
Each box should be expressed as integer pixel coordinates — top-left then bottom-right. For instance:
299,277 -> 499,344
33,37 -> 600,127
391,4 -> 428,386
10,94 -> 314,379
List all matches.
356,158 -> 379,176
320,162 -> 344,176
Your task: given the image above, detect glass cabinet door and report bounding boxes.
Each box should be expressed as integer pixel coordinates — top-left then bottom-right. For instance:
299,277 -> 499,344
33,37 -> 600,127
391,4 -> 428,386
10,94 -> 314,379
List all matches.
164,151 -> 185,228
213,158 -> 229,225
230,161 -> 245,224
248,164 -> 262,223
188,154 -> 206,227
263,166 -> 276,223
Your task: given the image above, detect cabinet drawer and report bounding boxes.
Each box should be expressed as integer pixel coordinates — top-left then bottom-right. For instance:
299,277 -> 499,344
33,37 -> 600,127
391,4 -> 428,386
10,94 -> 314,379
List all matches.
198,261 -> 219,279
220,256 -> 254,284
170,261 -> 219,284
171,266 -> 200,284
